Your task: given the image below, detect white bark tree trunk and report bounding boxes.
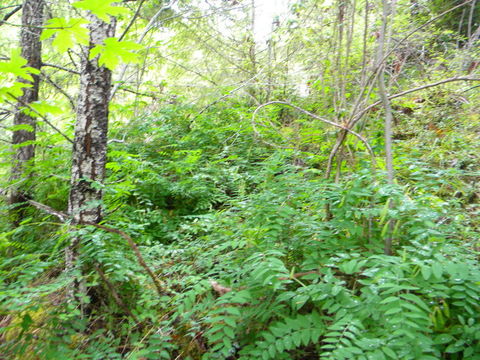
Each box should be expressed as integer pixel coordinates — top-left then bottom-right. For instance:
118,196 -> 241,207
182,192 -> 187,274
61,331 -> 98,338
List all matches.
66,14 -> 115,277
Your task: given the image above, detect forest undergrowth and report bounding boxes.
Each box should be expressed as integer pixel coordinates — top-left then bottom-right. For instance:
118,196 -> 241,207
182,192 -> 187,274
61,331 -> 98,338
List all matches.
0,0 -> 480,358
1,99 -> 479,359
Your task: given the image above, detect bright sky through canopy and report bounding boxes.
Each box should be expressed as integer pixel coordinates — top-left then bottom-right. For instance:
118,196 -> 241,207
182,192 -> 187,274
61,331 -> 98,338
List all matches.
254,0 -> 290,43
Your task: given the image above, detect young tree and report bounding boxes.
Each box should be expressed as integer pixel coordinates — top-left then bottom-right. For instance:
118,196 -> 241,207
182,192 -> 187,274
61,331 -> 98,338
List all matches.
9,0 -> 44,226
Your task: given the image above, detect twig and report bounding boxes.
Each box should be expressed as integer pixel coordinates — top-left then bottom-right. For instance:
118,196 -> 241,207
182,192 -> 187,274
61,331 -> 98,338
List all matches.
40,72 -> 76,110
27,199 -> 69,222
326,76 -> 480,178
85,222 -> 168,298
118,0 -> 146,41
351,76 -> 480,129
7,94 -> 74,144
42,62 -> 80,75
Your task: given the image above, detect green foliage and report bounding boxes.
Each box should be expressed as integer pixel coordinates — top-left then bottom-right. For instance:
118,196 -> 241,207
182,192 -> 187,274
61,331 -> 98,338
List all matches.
72,0 -> 130,23
89,38 -> 143,70
40,18 -> 89,53
1,0 -> 480,358
0,49 -> 39,101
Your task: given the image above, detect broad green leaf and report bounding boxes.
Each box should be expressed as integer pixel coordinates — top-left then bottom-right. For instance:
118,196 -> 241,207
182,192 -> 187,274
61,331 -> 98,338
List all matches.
73,0 -> 129,23
89,38 -> 142,70
432,262 -> 443,279
0,50 -> 39,101
0,49 -> 39,80
27,101 -> 64,117
421,265 -> 432,280
8,124 -> 34,132
382,347 -> 397,358
41,18 -> 89,52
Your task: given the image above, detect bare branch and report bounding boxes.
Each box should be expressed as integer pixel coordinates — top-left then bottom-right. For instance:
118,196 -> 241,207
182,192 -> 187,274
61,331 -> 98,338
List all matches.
42,62 -> 80,75
27,199 -> 68,222
326,76 -> 480,178
0,5 -> 22,28
252,101 -> 376,169
40,71 -> 76,110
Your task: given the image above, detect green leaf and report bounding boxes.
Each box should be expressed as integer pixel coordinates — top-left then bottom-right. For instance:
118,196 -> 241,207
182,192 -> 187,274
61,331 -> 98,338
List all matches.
73,0 -> 129,23
432,262 -> 443,279
300,329 -> 311,345
421,265 -> 432,280
433,334 -> 453,344
292,331 -> 302,347
41,18 -> 89,52
27,101 -> 64,117
89,38 -> 143,70
0,50 -> 40,101
382,346 -> 397,358
379,296 -> 399,304
8,124 -> 34,132
399,293 -> 431,312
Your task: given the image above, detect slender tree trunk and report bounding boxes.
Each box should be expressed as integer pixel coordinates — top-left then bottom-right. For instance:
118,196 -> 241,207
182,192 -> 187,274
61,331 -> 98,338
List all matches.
377,0 -> 395,255
9,0 -> 44,227
66,14 -> 115,283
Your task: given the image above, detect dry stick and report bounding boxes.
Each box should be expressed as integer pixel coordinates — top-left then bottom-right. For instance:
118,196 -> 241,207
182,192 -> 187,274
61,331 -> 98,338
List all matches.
28,199 -> 69,221
358,0 -> 475,107
2,55 -> 77,75
467,0 -> 477,39
351,76 -> 480,129
335,0 -> 477,166
25,200 -> 167,298
110,1 -> 178,101
251,101 -> 377,169
42,62 -> 80,75
40,71 -> 76,110
118,0 -> 146,41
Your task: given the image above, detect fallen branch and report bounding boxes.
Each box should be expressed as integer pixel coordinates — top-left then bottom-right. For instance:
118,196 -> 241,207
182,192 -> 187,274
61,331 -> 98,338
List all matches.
28,199 -> 69,222
86,222 -> 168,297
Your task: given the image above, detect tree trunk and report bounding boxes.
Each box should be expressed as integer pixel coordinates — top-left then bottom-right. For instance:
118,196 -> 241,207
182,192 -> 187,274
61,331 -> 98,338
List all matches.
9,0 -> 44,227
377,0 -> 396,255
66,14 -> 115,278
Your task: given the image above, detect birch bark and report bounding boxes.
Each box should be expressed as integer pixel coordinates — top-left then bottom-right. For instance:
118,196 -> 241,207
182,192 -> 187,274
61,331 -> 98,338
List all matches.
66,14 -> 115,272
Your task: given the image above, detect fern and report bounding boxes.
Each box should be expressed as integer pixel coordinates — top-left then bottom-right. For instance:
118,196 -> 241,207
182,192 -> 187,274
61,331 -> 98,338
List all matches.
238,312 -> 325,360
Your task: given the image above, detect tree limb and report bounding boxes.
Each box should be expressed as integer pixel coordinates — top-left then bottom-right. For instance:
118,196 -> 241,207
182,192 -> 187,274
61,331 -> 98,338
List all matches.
0,5 -> 22,28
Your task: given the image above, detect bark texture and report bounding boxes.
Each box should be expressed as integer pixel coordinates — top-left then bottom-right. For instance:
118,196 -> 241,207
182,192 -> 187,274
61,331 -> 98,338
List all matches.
66,15 -> 115,270
9,0 -> 44,225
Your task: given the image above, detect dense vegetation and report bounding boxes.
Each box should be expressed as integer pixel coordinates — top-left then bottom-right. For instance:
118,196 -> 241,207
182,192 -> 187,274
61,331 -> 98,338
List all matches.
0,0 -> 479,359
